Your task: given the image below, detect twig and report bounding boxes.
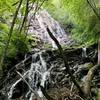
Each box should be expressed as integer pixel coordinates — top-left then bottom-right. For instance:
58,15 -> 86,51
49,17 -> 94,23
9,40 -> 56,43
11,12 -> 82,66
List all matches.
70,83 -> 74,96
12,1 -> 19,6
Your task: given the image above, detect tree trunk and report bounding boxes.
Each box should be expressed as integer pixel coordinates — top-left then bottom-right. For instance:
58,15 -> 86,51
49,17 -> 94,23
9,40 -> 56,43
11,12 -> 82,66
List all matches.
0,0 -> 23,77
47,27 -> 84,96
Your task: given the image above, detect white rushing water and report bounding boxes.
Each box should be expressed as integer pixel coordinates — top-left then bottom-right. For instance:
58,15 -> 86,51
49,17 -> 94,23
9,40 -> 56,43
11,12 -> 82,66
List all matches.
8,79 -> 22,99
82,47 -> 87,58
8,8 -> 69,100
28,9 -> 69,49
28,50 -> 50,99
8,50 -> 51,100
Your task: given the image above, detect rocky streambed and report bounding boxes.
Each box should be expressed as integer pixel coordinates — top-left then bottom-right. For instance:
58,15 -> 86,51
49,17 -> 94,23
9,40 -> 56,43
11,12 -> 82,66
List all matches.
0,44 -> 99,100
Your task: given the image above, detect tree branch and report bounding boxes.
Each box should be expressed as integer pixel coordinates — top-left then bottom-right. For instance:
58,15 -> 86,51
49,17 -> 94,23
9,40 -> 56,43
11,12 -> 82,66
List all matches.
16,71 -> 40,99
47,28 -> 84,95
19,0 -> 29,34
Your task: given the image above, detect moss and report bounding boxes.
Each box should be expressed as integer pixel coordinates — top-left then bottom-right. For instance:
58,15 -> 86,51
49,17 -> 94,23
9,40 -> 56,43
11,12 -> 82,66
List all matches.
43,43 -> 52,49
96,89 -> 100,100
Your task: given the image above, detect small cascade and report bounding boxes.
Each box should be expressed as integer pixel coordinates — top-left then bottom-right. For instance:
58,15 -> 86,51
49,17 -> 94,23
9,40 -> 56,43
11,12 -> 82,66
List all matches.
8,50 -> 51,100
82,47 -> 87,58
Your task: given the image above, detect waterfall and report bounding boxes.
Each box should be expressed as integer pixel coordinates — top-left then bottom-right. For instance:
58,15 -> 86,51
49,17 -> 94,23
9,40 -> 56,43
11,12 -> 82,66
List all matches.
8,50 -> 51,100
28,9 -> 70,49
82,47 -> 87,58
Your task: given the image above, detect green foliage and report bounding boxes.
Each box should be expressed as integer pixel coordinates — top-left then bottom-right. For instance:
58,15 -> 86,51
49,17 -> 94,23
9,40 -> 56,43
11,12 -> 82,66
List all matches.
96,89 -> 100,100
0,23 -> 9,33
43,43 -> 52,49
27,35 -> 39,47
0,31 -> 31,73
43,0 -> 92,26
43,0 -> 69,24
10,33 -> 30,57
0,32 -> 30,59
0,0 -> 42,74
44,0 -> 100,47
63,0 -> 93,26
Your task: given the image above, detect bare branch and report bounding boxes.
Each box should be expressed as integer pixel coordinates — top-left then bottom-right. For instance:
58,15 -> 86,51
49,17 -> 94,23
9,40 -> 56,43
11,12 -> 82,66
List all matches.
47,27 -> 84,96
16,71 -> 40,99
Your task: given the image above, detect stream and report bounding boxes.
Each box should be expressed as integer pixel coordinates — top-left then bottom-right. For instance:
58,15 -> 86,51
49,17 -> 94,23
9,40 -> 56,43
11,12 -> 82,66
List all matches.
0,8 -> 99,100
8,50 -> 52,100
0,45 -> 99,100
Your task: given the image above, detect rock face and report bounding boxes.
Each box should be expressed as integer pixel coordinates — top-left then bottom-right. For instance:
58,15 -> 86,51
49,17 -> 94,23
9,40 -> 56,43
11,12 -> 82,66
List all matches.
28,9 -> 72,48
0,44 -> 98,100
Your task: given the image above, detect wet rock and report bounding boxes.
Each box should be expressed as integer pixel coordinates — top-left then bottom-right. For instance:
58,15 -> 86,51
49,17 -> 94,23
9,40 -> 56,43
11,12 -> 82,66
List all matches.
28,9 -> 72,48
1,44 -> 97,99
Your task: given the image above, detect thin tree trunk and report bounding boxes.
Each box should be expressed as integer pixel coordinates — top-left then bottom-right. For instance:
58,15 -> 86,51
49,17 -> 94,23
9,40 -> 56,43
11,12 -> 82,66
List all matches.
0,0 -> 23,77
47,28 -> 84,96
19,0 -> 29,34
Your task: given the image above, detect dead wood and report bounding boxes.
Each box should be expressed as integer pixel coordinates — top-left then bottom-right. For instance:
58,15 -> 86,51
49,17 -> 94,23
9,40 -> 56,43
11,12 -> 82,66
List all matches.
47,27 -> 84,96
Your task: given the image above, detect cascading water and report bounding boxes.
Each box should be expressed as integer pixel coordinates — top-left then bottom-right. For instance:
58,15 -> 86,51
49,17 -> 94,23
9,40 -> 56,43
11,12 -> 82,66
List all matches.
82,47 -> 87,58
8,50 -> 51,100
1,44 -> 97,100
7,8 -> 69,99
28,9 -> 70,49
